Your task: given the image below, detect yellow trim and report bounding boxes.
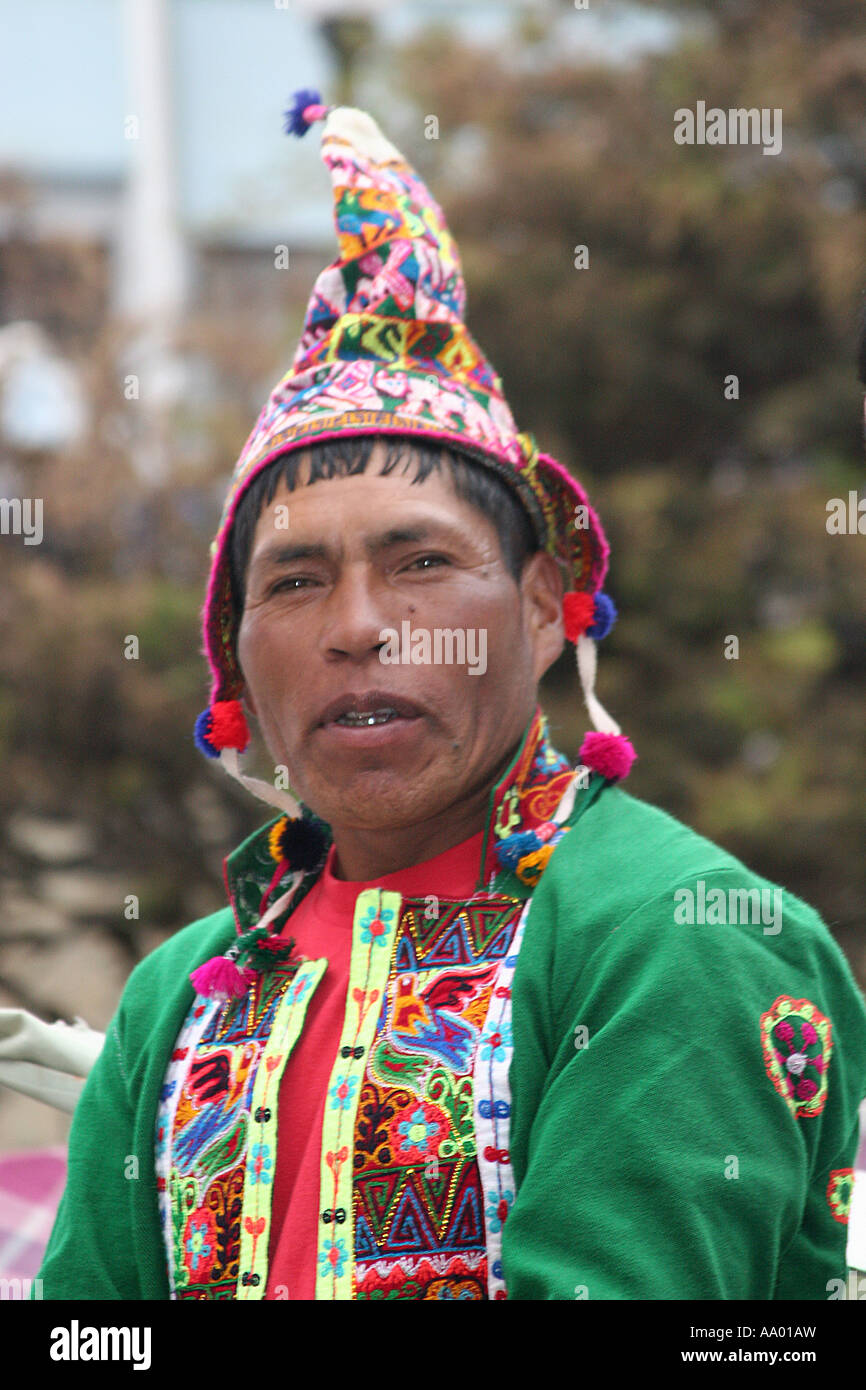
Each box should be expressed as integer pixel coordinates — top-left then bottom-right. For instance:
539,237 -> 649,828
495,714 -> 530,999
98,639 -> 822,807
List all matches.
315,889 -> 401,1300
236,958 -> 326,1299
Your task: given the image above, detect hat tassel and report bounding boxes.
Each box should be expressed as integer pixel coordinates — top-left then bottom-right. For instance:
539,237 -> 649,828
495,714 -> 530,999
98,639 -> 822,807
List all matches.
190,872 -> 304,1000
575,633 -> 637,781
219,746 -> 304,819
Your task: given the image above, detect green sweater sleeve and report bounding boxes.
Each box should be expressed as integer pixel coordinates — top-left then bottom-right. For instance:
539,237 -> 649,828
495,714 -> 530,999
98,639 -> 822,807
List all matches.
503,793 -> 866,1301
36,1004 -> 147,1299
35,908 -> 235,1300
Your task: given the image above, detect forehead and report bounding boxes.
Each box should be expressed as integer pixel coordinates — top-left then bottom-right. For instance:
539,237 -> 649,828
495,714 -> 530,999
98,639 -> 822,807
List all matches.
249,446 -> 485,541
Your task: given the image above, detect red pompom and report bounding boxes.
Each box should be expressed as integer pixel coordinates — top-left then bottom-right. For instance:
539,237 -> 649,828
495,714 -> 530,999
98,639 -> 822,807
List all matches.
579,731 -> 637,781
563,591 -> 596,643
208,700 -> 250,753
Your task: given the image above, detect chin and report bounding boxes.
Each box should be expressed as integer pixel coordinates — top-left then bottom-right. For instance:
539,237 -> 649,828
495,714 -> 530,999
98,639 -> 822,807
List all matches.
311,775 -> 437,830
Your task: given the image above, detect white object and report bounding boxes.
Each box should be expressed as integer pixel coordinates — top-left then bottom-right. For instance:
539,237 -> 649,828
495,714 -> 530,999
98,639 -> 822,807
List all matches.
0,1009 -> 105,1114
0,321 -> 87,451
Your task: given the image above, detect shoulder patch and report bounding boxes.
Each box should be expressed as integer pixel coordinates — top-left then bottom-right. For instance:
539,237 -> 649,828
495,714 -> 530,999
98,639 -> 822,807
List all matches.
826,1168 -> 854,1225
759,995 -> 833,1118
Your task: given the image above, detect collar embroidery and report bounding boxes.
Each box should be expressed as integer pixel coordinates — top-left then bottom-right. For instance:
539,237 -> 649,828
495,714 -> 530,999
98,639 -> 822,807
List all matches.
223,703 -> 596,930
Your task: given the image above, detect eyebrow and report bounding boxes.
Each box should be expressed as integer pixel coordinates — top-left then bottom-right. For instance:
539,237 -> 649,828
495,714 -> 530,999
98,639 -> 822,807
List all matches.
249,522 -> 465,578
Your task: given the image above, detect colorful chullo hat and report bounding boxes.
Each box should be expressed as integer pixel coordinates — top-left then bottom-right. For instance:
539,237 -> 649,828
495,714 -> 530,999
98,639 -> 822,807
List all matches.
194,87 -> 635,859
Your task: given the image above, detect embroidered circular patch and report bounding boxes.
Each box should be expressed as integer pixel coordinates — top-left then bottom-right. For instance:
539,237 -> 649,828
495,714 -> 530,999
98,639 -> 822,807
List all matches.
387,1099 -> 450,1164
826,1168 -> 855,1225
759,996 -> 833,1118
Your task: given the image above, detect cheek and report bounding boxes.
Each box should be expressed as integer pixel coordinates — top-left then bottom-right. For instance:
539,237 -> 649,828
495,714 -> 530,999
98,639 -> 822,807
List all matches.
237,607 -> 299,690
468,593 -> 520,653
440,584 -> 522,653
426,569 -> 513,625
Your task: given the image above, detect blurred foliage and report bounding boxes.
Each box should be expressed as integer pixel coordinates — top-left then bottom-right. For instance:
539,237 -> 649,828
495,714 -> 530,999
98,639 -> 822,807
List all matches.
1,0 -> 865,990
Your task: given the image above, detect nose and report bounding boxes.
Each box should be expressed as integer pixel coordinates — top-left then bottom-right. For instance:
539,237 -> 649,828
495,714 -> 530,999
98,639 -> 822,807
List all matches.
319,562 -> 397,663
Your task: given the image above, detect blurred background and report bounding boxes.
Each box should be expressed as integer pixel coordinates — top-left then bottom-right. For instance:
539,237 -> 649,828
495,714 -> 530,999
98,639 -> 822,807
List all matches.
0,0 -> 864,1184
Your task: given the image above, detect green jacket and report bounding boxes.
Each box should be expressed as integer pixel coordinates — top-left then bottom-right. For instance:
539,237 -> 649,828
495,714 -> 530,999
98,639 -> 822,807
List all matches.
37,709 -> 866,1299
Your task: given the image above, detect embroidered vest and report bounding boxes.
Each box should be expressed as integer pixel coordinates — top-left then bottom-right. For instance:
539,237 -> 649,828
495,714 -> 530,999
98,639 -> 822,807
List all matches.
155,708 -> 589,1300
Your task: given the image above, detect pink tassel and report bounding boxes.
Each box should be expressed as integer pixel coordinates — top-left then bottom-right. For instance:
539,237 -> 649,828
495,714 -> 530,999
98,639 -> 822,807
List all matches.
190,954 -> 252,1000
579,731 -> 637,781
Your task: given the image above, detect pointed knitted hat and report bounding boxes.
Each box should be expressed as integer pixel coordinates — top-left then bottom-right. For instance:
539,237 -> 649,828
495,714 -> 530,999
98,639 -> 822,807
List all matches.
195,89 -> 635,807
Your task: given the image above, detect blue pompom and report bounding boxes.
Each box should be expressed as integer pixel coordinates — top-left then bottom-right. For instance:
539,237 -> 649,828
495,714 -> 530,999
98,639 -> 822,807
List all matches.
495,830 -> 539,870
587,591 -> 617,640
283,87 -> 323,138
194,708 -> 219,759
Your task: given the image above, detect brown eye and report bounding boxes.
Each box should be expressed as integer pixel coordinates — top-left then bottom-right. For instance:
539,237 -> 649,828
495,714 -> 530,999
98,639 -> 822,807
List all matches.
405,554 -> 449,571
269,576 -> 314,595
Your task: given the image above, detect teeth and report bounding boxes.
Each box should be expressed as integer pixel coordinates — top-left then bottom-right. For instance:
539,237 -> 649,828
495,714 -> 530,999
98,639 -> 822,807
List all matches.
336,708 -> 398,726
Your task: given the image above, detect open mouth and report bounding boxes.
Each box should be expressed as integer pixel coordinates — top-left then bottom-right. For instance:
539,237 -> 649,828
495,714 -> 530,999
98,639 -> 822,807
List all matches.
334,708 -> 407,727
315,691 -> 425,743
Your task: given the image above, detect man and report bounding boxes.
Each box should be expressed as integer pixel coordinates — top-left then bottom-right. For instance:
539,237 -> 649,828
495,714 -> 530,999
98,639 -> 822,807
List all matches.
38,92 -> 866,1300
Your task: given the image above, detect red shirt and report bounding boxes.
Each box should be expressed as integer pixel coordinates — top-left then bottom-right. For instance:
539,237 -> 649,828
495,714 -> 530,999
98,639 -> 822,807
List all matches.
265,830 -> 484,1300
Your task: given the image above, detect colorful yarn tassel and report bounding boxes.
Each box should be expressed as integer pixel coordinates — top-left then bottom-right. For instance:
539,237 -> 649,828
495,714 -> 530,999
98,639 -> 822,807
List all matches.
267,813 -> 330,873
190,953 -> 253,1000
235,926 -> 297,972
579,730 -> 637,781
495,823 -> 570,884
495,830 -> 540,870
563,590 -> 618,643
284,87 -> 327,138
587,592 -> 617,639
194,700 -> 250,758
562,591 -> 595,643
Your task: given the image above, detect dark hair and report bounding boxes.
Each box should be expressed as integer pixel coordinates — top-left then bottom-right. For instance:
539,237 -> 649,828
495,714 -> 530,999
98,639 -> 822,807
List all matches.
228,434 -> 539,617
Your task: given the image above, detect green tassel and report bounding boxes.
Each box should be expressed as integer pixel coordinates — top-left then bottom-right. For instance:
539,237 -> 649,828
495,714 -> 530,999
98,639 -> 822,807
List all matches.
236,926 -> 297,972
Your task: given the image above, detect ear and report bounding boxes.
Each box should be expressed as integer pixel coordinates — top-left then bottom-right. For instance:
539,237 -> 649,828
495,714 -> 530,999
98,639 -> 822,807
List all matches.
520,550 -> 565,682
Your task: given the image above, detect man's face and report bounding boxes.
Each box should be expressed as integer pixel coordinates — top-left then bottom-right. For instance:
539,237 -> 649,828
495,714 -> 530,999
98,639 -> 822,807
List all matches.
236,443 -> 564,836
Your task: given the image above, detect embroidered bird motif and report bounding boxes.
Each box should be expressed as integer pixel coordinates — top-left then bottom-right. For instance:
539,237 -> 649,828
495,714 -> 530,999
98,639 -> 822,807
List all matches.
174,1042 -> 259,1171
387,964 -> 498,1072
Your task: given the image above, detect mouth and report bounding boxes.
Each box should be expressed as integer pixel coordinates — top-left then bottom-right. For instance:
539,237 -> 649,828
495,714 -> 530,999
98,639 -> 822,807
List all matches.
316,690 -> 425,729
333,708 -> 406,727
314,690 -> 426,746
